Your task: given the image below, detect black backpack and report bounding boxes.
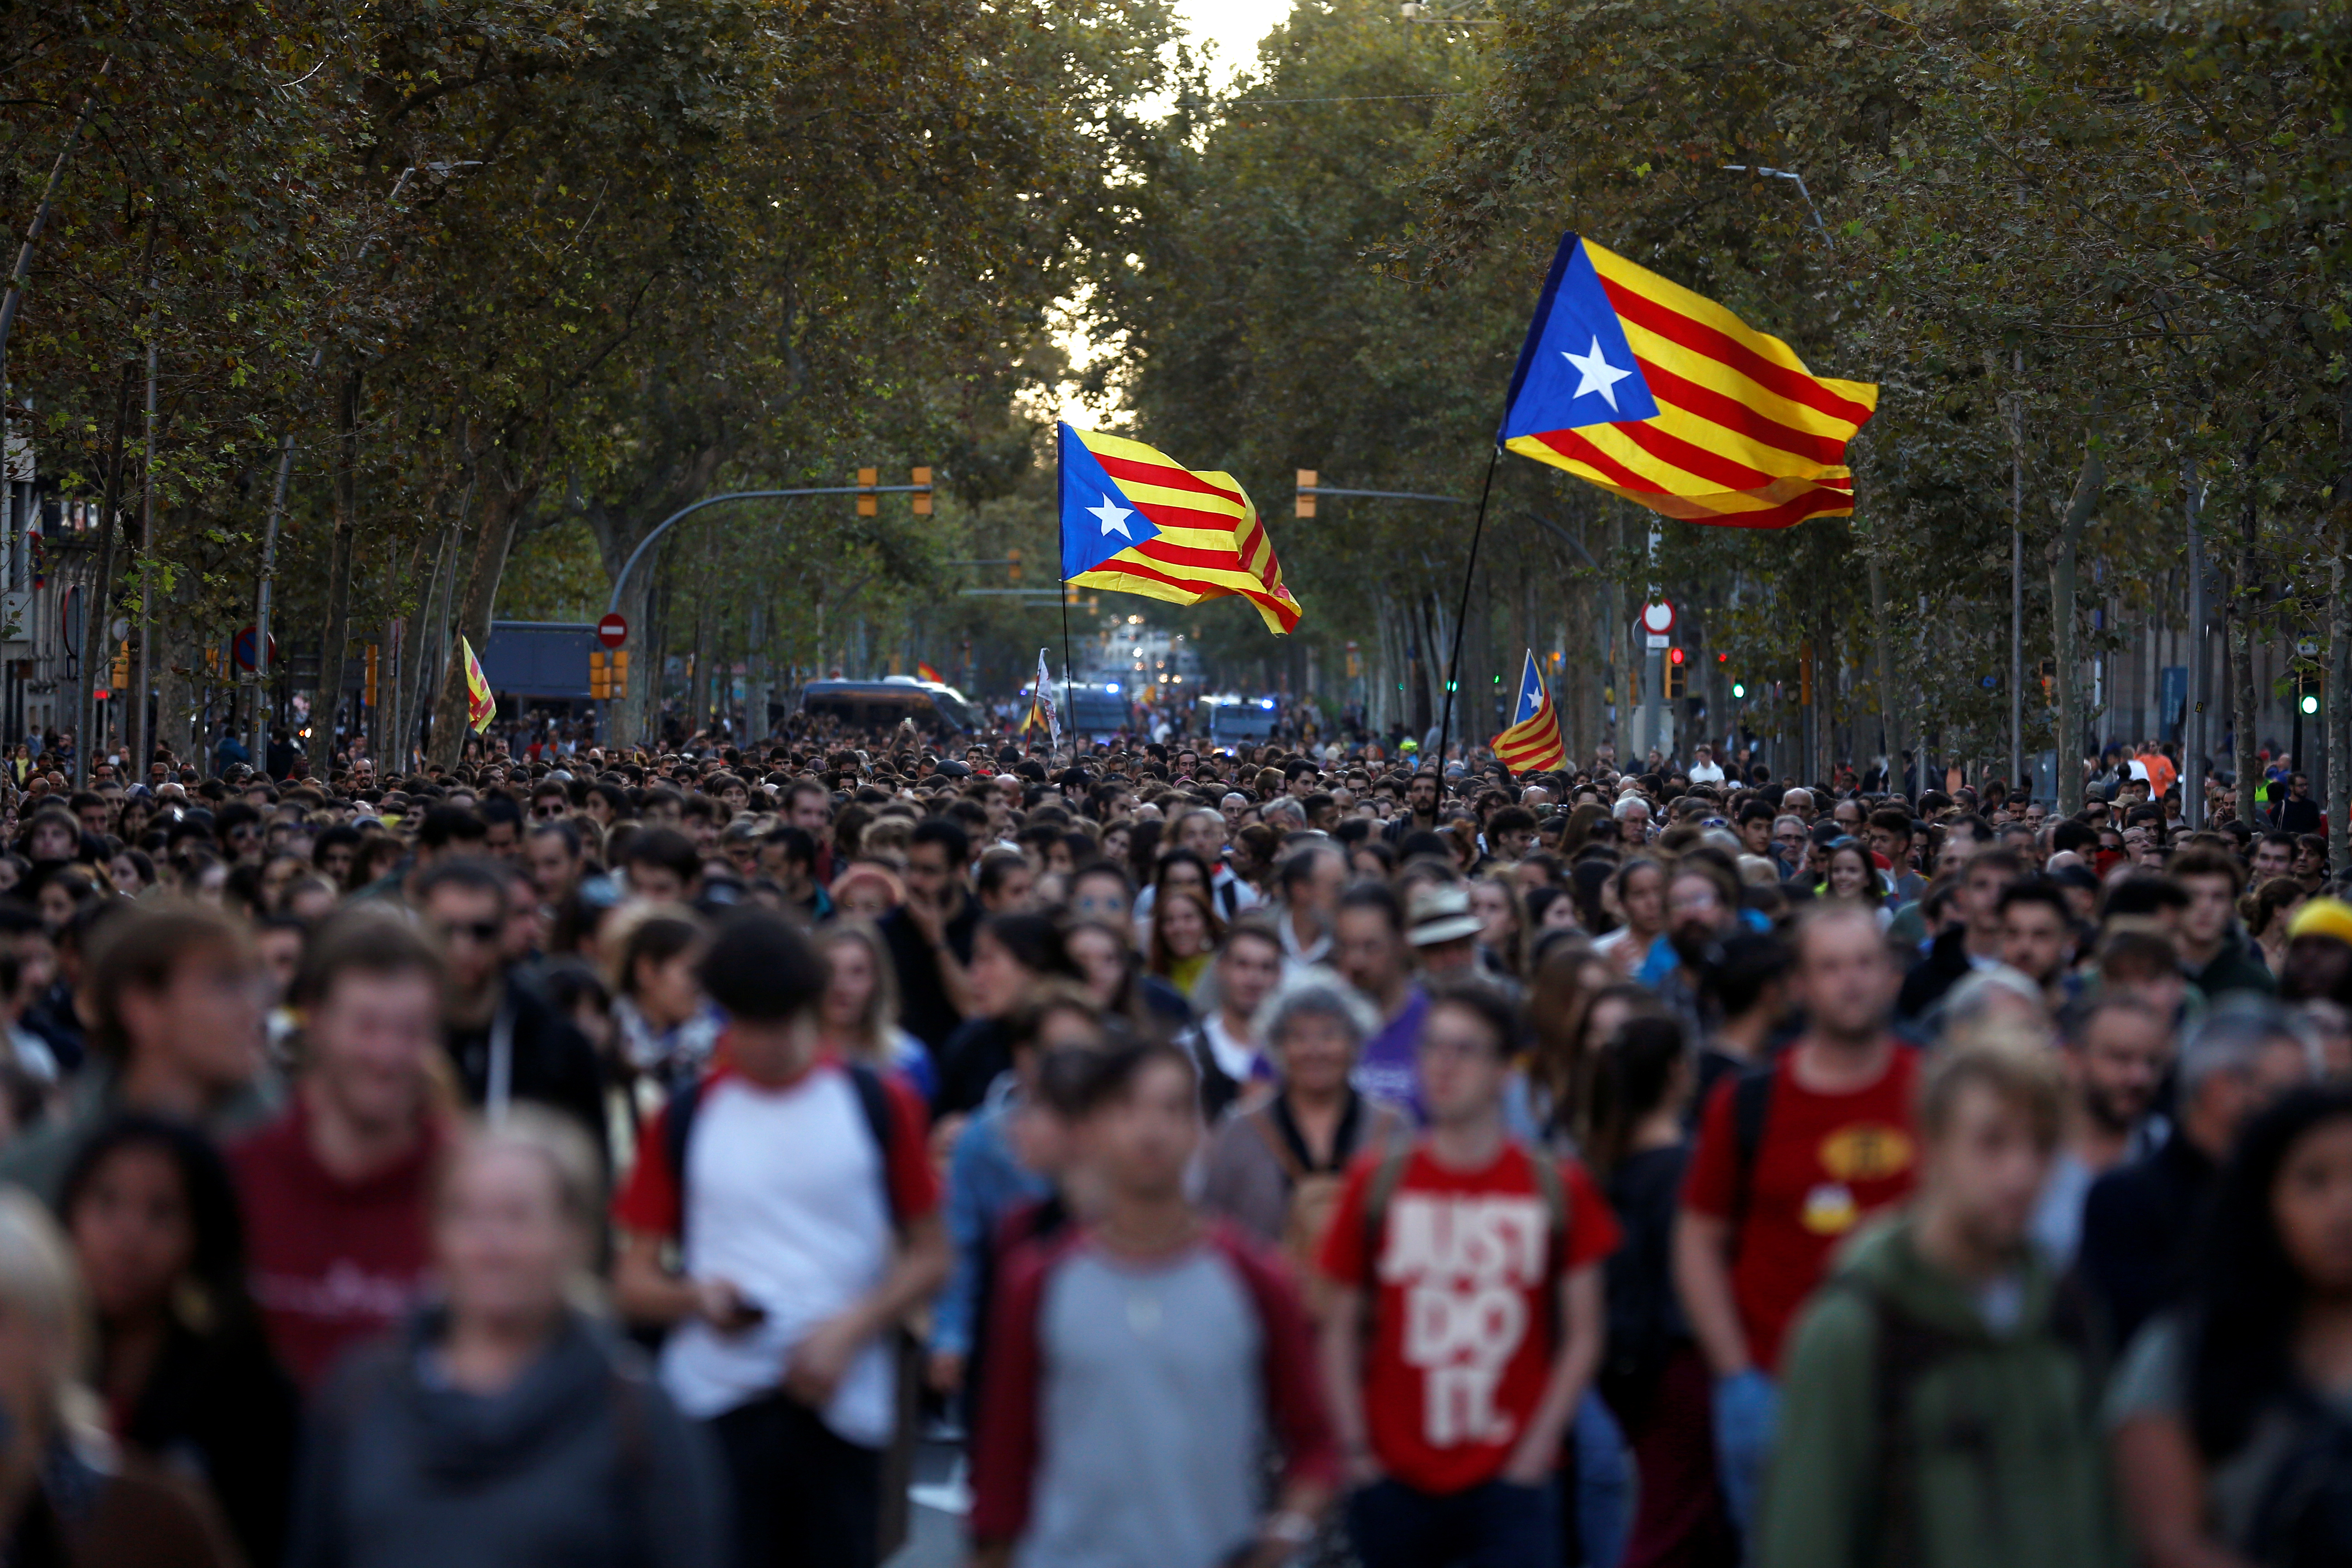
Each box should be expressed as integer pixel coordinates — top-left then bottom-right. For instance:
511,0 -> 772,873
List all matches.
2249,1392 -> 2352,1568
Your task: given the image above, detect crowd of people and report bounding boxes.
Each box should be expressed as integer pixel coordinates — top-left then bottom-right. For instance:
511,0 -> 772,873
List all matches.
0,721 -> 2342,1568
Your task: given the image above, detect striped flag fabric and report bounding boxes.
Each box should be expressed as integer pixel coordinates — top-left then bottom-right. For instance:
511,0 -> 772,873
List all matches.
915,661 -> 944,684
1499,235 -> 1877,527
1492,650 -> 1568,773
1058,423 -> 1302,633
460,637 -> 497,734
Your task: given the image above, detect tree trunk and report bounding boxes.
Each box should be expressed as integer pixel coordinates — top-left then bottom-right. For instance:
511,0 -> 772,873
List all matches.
76,358 -> 138,784
2329,545 -> 2349,873
1869,552 -> 1900,798
309,366 -> 362,781
2231,492 -> 2261,825
427,477 -> 534,769
2048,438 -> 2105,813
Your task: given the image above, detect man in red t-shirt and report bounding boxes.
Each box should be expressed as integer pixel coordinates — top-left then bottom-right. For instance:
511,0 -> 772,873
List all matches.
1319,979 -> 1617,1568
230,909 -> 448,1387
1673,902 -> 1919,1540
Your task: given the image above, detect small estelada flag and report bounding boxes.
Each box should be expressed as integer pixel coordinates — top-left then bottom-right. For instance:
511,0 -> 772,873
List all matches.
1032,647 -> 1060,752
1492,649 -> 1568,773
460,637 -> 497,733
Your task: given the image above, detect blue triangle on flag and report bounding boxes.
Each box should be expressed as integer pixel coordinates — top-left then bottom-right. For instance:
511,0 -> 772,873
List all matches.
1059,424 -> 1162,579
1499,235 -> 1661,440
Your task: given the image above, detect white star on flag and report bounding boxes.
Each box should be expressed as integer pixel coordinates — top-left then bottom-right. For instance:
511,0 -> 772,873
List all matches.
1089,495 -> 1133,539
1563,335 -> 1634,411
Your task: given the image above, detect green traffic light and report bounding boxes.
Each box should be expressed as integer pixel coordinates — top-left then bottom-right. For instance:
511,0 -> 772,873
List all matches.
2302,693 -> 2321,715
1731,682 -> 1746,699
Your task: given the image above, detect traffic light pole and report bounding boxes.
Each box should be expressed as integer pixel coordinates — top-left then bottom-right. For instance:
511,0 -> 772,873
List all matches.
598,477 -> 930,747
603,480 -> 933,616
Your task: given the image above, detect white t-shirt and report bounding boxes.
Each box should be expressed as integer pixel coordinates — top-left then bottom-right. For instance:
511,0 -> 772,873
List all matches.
654,1071 -> 899,1443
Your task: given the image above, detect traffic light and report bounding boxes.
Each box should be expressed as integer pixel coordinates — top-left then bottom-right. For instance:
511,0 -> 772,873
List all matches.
590,650 -> 629,700
857,466 -> 878,517
1006,548 -> 1022,583
1296,470 -> 1318,519
911,467 -> 932,516
111,640 -> 129,691
1664,647 -> 1686,699
2298,668 -> 2322,715
1731,681 -> 1747,700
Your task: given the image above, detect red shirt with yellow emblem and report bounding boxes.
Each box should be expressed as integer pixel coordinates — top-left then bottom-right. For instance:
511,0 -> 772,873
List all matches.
1680,1043 -> 1919,1372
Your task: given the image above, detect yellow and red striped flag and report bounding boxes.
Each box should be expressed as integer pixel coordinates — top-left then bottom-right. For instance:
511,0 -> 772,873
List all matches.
1492,650 -> 1568,773
1499,235 -> 1877,527
460,637 -> 497,733
915,661 -> 944,684
1058,424 -> 1301,633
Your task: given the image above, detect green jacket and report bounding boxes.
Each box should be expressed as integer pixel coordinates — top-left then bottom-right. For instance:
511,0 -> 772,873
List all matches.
1757,1215 -> 2125,1568
2188,930 -> 2275,999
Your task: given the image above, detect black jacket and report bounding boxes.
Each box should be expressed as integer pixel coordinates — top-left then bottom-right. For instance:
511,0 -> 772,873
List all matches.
2078,1131 -> 2217,1351
444,974 -> 609,1167
1896,923 -> 1976,1024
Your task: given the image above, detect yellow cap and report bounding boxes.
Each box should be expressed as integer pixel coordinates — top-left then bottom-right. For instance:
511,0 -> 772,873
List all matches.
2287,897 -> 2352,946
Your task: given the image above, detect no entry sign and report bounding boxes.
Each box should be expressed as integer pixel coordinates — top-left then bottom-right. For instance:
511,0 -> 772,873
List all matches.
597,613 -> 628,648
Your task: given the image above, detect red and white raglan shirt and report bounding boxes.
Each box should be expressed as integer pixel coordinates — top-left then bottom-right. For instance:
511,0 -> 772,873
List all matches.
1318,1142 -> 1620,1495
613,1054 -> 937,1447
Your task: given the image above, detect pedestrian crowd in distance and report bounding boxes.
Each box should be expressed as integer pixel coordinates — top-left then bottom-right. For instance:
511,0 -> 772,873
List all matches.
0,724 -> 2341,1568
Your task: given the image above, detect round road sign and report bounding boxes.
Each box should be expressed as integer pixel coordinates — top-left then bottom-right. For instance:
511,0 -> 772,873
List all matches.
597,613 -> 628,649
232,625 -> 277,671
1639,600 -> 1676,636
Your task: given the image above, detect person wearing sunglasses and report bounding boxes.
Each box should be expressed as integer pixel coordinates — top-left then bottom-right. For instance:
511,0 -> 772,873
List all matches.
413,859 -> 609,1166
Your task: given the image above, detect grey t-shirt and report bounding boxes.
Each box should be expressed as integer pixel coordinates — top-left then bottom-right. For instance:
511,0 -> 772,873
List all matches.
2107,1312 -> 2352,1552
1020,1243 -> 1268,1568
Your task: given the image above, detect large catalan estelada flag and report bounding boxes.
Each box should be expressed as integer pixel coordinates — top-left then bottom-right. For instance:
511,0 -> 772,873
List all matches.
460,637 -> 497,733
1499,235 -> 1877,528
1493,649 -> 1568,773
1058,423 -> 1302,634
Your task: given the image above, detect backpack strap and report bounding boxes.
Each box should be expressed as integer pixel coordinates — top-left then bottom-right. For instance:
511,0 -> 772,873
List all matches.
667,1062 -> 903,1247
1249,1107 -> 1308,1185
1358,1141 -> 1414,1286
1527,1147 -> 1570,1339
1726,1063 -> 1776,1253
662,1075 -> 708,1251
843,1059 -> 906,1233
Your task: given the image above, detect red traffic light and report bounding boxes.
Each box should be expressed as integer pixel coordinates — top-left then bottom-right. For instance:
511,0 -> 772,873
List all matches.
1669,647 -> 1685,665
1716,652 -> 1727,662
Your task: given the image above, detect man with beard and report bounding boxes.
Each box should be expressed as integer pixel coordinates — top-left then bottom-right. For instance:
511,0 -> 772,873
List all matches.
2030,994 -> 2174,1268
1380,769 -> 1443,846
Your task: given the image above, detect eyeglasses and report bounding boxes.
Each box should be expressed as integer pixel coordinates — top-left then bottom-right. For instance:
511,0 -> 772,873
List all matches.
438,919 -> 504,945
531,804 -> 566,818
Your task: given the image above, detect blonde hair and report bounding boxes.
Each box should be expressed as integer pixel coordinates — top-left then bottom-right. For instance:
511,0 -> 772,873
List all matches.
0,1190 -> 104,1438
440,1107 -> 607,1311
815,921 -> 903,1063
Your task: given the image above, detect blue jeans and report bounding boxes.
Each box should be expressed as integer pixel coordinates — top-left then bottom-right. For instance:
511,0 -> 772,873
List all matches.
1348,1476 -> 1560,1568
1574,1389 -> 1635,1568
1711,1369 -> 1780,1545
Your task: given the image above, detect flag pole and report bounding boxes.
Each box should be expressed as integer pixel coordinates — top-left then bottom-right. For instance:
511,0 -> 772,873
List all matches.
1060,578 -> 1074,764
1434,444 -> 1504,774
